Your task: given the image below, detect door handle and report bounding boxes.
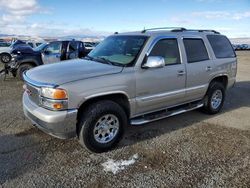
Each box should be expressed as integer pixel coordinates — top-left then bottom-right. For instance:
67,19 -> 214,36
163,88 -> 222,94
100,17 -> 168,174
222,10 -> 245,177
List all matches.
177,70 -> 186,76
206,66 -> 212,71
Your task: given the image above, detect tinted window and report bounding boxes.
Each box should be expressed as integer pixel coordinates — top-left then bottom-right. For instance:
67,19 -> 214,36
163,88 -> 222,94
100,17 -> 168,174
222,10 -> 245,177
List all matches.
36,43 -> 42,47
207,35 -> 236,58
0,43 -> 10,47
68,41 -> 78,52
149,39 -> 180,65
28,42 -> 34,48
183,39 -> 209,63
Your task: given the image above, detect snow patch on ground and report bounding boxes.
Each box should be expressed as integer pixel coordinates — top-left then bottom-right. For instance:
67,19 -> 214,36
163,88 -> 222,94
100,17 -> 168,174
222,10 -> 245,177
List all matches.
102,154 -> 139,174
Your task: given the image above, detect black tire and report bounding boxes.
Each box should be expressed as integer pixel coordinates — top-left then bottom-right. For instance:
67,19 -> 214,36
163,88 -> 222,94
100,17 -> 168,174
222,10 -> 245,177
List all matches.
0,69 -> 6,81
0,53 -> 11,63
202,82 -> 225,114
17,63 -> 34,80
78,100 -> 127,153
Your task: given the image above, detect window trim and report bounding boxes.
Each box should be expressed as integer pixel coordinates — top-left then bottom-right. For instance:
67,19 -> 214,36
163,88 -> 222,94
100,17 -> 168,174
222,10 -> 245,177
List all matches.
145,36 -> 182,66
183,37 -> 210,63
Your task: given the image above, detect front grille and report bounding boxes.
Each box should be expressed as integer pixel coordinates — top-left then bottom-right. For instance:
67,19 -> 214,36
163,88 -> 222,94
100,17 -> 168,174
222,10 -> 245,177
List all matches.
26,83 -> 40,105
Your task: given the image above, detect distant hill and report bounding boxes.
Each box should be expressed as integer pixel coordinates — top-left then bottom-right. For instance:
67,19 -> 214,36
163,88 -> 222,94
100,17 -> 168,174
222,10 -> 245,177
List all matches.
1,33 -> 249,44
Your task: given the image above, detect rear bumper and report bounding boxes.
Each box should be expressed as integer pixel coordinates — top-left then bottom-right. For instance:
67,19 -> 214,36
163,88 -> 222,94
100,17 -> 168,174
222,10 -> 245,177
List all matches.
23,93 -> 77,139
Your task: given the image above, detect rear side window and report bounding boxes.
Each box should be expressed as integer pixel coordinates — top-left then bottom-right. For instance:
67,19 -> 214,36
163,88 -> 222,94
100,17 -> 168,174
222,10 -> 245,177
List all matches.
149,38 -> 181,65
207,35 -> 236,58
28,42 -> 34,48
183,39 -> 209,63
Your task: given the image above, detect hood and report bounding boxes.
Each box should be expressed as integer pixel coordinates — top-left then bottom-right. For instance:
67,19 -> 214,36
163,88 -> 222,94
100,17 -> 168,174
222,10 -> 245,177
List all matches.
25,59 -> 123,85
11,45 -> 34,55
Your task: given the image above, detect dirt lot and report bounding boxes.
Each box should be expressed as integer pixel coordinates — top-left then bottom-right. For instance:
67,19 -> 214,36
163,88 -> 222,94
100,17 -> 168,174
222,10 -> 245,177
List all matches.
0,51 -> 249,187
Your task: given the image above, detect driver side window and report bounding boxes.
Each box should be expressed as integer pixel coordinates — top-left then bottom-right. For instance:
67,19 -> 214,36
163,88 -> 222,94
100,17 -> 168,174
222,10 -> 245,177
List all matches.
45,42 -> 62,54
149,39 -> 181,65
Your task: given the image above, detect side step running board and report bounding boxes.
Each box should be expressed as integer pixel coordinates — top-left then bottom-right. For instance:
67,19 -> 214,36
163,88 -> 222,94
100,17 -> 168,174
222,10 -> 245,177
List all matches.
130,101 -> 204,125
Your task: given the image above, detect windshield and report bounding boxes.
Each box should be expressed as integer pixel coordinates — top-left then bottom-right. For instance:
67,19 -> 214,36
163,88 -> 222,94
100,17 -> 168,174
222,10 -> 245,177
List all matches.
87,35 -> 148,66
34,43 -> 47,51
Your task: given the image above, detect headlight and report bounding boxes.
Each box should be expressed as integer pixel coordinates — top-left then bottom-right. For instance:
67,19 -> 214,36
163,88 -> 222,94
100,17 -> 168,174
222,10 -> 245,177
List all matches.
41,88 -> 68,99
39,87 -> 68,110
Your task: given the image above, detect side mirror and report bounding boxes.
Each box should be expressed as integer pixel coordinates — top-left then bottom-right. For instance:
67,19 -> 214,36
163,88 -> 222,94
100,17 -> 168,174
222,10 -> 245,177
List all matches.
142,56 -> 165,69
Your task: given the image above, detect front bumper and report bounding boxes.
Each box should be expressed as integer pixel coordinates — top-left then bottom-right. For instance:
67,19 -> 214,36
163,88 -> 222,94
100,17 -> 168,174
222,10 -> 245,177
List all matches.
23,93 -> 77,139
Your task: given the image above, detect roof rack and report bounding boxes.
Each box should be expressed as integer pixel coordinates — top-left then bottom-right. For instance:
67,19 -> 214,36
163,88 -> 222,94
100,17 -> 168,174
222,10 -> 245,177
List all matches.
141,27 -> 220,34
141,27 -> 186,33
181,29 -> 220,34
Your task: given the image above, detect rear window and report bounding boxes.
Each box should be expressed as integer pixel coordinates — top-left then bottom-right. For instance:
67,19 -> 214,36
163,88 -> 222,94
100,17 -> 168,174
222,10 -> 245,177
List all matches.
183,38 -> 209,63
207,35 -> 236,58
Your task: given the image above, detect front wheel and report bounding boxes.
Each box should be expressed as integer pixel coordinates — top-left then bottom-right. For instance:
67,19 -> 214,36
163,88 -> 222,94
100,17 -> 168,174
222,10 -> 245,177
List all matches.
17,63 -> 34,80
202,82 -> 225,114
78,100 -> 127,153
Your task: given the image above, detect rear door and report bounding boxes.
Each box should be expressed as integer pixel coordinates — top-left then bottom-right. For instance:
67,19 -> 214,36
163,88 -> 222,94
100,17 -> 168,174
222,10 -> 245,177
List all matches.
135,37 -> 186,114
66,41 -> 79,59
182,37 -> 214,101
42,42 -> 62,64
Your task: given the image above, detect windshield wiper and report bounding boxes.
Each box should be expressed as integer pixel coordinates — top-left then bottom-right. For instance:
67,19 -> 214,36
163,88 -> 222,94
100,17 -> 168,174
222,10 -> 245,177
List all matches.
84,55 -> 124,67
95,57 -> 124,67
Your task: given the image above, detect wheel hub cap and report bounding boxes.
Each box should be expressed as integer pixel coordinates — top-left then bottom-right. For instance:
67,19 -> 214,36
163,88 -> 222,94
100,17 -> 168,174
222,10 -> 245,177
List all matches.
211,90 -> 222,109
93,114 -> 119,144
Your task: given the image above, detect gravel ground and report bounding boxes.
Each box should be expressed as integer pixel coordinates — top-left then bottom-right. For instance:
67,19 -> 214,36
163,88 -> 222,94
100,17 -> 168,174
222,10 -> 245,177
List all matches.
0,51 -> 249,188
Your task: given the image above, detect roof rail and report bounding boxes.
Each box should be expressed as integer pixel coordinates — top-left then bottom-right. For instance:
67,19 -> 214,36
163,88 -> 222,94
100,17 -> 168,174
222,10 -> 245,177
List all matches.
141,27 -> 187,33
172,29 -> 220,34
141,27 -> 220,34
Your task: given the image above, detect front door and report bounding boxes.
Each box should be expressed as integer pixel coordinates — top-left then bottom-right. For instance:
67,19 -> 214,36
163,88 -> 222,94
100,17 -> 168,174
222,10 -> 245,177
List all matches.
42,42 -> 62,64
135,38 -> 186,115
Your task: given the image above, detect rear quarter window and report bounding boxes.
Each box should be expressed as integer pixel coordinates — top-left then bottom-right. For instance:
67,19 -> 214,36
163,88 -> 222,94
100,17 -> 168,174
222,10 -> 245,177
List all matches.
207,35 -> 236,58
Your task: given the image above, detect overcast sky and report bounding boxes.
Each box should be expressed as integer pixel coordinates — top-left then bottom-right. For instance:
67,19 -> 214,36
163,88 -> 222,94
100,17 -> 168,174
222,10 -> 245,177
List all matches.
0,0 -> 249,38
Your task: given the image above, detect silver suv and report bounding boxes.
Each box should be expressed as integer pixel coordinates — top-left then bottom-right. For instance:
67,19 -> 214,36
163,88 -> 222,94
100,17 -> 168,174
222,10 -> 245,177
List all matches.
23,27 -> 237,152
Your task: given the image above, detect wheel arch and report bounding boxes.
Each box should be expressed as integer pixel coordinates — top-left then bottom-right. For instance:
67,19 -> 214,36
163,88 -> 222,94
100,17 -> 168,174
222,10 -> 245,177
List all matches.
76,93 -> 131,132
18,61 -> 38,68
209,74 -> 228,89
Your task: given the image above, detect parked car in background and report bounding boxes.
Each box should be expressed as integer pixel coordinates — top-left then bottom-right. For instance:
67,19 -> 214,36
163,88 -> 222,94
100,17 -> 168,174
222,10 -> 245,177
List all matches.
0,42 -> 11,47
84,42 -> 95,51
23,27 -> 237,152
0,40 -> 43,63
10,40 -> 90,79
241,44 -> 250,50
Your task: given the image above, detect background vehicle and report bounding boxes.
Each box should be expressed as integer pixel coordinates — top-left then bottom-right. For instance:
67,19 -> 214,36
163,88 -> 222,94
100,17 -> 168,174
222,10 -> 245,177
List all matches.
23,27 -> 237,152
8,40 -> 91,79
0,42 -> 11,47
0,40 -> 43,63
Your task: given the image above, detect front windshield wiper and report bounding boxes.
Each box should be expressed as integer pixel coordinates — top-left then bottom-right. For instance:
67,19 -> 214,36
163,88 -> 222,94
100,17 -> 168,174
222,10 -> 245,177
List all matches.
95,57 -> 124,67
84,55 -> 124,67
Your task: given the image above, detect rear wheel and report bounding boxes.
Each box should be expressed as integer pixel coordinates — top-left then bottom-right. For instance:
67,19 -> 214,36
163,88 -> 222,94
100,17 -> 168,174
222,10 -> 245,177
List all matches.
202,82 -> 225,114
0,53 -> 11,63
78,100 -> 127,153
17,63 -> 34,80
